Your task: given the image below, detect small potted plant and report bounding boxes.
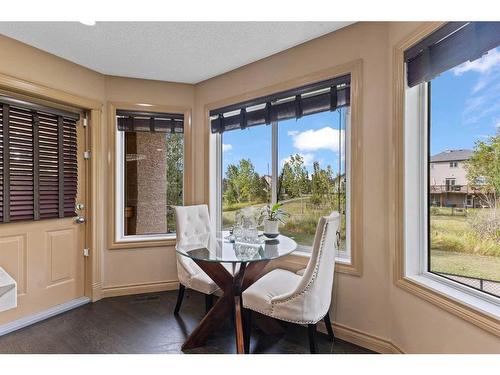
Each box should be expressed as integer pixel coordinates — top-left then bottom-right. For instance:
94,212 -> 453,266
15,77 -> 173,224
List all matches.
261,203 -> 289,238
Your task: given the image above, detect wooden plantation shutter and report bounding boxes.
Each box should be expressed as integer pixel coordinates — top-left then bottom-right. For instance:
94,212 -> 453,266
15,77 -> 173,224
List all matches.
0,96 -> 80,223
9,106 -> 35,221
62,117 -> 78,218
0,105 -> 5,222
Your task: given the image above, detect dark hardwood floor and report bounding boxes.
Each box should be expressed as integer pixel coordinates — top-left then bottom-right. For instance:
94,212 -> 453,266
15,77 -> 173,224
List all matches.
0,290 -> 374,354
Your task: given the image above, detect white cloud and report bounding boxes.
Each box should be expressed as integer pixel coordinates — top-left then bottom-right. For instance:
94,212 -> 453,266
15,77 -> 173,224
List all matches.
453,48 -> 500,76
280,153 -> 315,167
289,126 -> 345,152
222,143 -> 233,152
287,130 -> 299,136
462,84 -> 500,125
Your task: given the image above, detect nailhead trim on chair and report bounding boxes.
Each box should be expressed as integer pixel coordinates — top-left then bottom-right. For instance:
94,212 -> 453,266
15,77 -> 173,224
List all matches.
251,218 -> 335,325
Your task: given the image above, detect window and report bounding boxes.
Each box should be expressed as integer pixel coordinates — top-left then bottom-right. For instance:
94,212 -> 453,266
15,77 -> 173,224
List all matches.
404,22 -> 500,311
0,96 -> 79,223
115,110 -> 184,241
445,178 -> 456,192
428,65 -> 500,298
277,110 -> 349,259
221,123 -> 271,230
211,75 -> 351,262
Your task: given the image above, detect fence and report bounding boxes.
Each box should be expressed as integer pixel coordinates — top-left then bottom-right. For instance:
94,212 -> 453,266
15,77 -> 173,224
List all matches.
436,272 -> 500,298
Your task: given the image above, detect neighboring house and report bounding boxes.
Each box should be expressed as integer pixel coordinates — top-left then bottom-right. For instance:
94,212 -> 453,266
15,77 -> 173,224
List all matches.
430,149 -> 487,208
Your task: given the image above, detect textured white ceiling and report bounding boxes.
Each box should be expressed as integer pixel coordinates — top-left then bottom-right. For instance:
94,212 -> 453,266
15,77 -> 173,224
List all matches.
0,22 -> 352,84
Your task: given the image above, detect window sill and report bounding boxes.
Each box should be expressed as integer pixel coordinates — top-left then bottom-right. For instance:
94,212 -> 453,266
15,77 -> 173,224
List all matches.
283,250 -> 361,276
396,274 -> 500,336
108,235 -> 177,250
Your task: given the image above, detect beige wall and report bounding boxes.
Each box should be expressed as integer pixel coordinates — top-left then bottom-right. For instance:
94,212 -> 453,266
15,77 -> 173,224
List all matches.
0,23 -> 499,353
102,76 -> 194,290
387,22 -> 499,353
195,21 -> 393,341
193,22 -> 499,352
0,36 -> 194,294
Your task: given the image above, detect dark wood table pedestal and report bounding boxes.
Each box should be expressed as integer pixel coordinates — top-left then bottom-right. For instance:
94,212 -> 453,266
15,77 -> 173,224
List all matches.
181,259 -> 270,354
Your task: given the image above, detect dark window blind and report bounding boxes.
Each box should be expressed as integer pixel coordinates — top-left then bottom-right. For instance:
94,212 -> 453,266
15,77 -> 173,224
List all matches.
405,22 -> 500,87
209,74 -> 351,133
116,110 -> 184,133
0,96 -> 79,224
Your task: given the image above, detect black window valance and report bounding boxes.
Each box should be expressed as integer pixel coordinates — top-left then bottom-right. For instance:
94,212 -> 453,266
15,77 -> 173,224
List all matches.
117,110 -> 184,133
210,74 -> 351,133
405,22 -> 500,88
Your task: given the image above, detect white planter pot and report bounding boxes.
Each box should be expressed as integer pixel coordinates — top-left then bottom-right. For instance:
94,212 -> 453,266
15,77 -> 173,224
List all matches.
263,219 -> 279,235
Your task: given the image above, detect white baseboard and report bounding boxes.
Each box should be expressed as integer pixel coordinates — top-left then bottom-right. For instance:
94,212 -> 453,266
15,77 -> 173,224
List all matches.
0,297 -> 91,337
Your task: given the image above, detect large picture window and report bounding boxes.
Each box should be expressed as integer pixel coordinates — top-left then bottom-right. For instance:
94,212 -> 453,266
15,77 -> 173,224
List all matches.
404,22 -> 500,309
115,110 -> 184,241
212,76 -> 351,261
428,69 -> 500,298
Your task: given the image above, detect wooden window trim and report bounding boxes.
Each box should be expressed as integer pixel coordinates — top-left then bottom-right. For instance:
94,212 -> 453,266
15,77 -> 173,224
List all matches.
107,102 -> 193,250
391,22 -> 500,337
204,59 -> 364,276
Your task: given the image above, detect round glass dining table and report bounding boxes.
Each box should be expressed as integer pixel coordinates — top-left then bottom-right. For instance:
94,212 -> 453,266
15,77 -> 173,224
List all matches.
175,230 -> 297,354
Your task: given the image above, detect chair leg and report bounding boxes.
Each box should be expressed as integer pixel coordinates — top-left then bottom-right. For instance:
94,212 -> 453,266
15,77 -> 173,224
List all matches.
323,312 -> 335,342
174,284 -> 185,315
308,324 -> 317,354
205,294 -> 214,313
243,309 -> 252,354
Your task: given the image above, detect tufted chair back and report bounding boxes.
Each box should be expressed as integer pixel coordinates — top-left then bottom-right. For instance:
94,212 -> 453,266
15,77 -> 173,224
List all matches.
173,205 -> 214,284
174,204 -> 213,239
272,211 -> 340,323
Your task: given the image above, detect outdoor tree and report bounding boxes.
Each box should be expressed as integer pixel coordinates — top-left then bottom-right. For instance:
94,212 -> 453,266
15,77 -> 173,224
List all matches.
465,132 -> 500,240
311,161 -> 333,206
165,133 -> 184,232
280,154 -> 310,199
223,159 -> 264,205
331,172 -> 346,213
465,132 -> 500,200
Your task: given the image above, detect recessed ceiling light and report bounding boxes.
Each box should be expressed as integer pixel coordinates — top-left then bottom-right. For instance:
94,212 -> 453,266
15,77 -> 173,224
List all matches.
80,21 -> 96,26
136,103 -> 154,107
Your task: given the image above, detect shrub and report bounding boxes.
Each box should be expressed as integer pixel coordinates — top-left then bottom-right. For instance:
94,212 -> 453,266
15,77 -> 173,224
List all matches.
467,207 -> 500,242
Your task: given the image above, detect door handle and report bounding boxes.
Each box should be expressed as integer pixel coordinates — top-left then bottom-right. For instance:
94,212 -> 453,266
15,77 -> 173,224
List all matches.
75,216 -> 86,224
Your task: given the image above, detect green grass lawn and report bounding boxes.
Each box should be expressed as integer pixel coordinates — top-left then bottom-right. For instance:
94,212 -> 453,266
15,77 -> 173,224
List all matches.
222,196 -> 345,249
222,200 -> 500,282
430,210 -> 500,257
430,250 -> 500,281
430,208 -> 500,282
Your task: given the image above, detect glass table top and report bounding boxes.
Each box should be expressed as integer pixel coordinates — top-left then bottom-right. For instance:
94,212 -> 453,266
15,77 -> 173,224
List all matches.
175,231 -> 297,263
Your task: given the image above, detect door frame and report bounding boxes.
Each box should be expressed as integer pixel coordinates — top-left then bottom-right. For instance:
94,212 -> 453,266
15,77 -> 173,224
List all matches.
0,72 -> 103,302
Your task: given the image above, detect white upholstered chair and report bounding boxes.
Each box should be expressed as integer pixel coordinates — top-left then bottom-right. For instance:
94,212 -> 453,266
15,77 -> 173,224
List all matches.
242,212 -> 340,353
173,204 -> 219,315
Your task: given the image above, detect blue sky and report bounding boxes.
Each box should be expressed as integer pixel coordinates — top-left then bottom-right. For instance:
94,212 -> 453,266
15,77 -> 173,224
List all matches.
222,47 -> 500,177
222,109 -> 345,177
430,47 -> 500,155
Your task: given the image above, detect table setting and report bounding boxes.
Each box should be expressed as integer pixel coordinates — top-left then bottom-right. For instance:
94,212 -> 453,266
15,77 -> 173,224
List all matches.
175,203 -> 297,353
